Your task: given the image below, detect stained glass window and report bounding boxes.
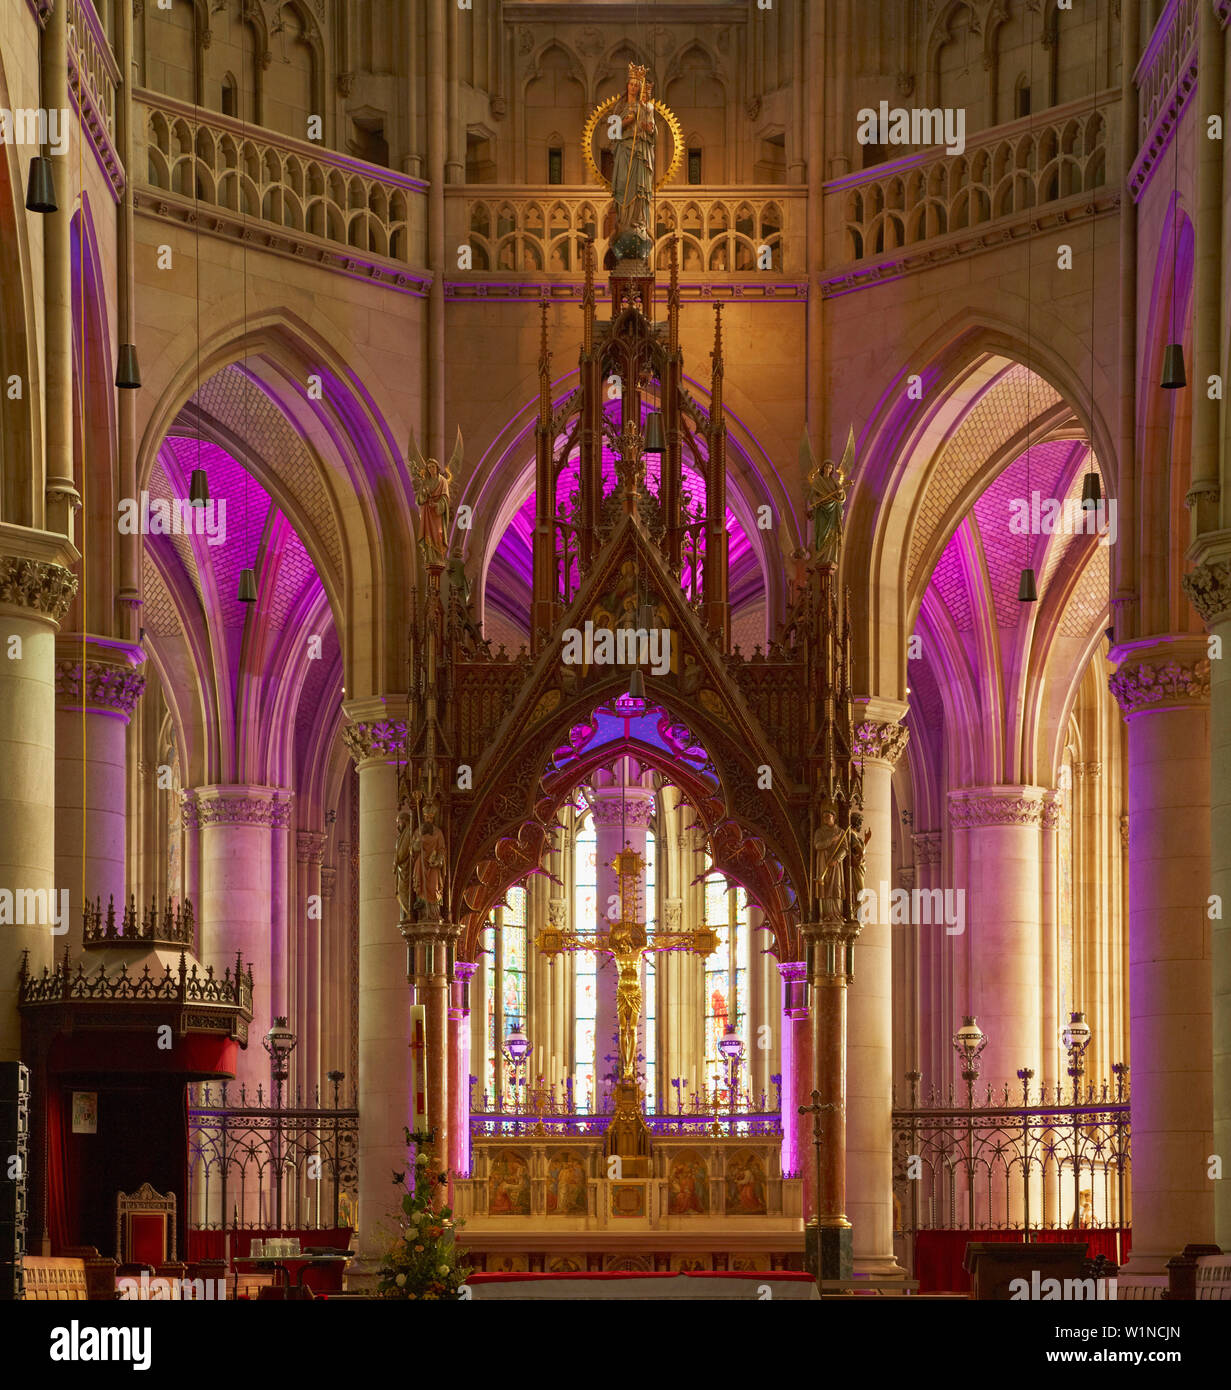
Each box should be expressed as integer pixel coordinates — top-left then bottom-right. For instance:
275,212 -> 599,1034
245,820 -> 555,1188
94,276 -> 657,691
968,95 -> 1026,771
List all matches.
573,815 -> 598,1108
703,856 -> 749,1104
481,884 -> 529,1108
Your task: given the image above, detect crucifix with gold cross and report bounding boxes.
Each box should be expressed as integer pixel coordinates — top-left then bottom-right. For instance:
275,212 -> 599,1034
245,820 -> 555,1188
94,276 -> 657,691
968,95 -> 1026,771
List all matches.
536,846 -> 718,1084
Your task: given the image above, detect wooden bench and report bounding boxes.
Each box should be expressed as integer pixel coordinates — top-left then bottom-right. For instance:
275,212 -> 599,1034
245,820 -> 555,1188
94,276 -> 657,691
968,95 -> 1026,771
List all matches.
21,1256 -> 88,1300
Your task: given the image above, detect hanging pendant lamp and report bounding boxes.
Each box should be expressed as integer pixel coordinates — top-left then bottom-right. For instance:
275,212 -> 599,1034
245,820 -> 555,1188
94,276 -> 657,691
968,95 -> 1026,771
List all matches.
189,470 -> 209,507
643,410 -> 665,456
1018,567 -> 1038,603
115,344 -> 142,390
238,567 -> 258,604
1160,342 -> 1186,390
25,155 -> 57,213
1080,470 -> 1101,509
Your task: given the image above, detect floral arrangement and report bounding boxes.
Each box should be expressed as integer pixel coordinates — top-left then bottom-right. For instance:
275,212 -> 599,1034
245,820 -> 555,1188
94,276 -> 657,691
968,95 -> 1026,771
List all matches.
377,1128 -> 473,1300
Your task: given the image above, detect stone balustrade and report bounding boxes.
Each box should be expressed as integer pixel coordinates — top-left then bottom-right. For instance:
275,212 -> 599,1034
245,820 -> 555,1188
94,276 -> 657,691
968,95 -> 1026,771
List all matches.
137,90 -> 428,275
452,187 -> 803,275
825,90 -> 1116,271
1129,0 -> 1199,200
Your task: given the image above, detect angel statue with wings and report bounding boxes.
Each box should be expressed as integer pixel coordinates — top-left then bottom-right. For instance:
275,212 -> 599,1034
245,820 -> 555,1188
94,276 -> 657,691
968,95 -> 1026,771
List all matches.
802,425 -> 855,568
407,426 -> 463,568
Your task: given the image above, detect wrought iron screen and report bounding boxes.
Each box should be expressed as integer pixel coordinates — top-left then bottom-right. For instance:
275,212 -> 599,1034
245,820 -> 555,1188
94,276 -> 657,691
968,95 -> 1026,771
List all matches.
187,1081 -> 358,1231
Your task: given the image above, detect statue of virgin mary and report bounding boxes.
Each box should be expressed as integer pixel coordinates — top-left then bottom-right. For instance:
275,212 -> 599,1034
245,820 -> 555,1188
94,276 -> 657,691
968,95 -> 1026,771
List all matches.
606,62 -> 657,266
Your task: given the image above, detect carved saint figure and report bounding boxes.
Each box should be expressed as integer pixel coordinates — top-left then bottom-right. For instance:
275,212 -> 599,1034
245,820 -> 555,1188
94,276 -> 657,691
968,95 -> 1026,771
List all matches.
408,426 -> 463,568
410,796 -> 447,913
812,804 -> 849,920
849,815 -> 872,898
606,62 -> 657,263
394,804 -> 414,922
801,426 -> 855,567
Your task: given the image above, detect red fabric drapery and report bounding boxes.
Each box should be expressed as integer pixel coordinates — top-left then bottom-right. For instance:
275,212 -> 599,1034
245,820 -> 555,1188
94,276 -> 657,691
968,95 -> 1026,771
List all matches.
912,1229 -> 1132,1293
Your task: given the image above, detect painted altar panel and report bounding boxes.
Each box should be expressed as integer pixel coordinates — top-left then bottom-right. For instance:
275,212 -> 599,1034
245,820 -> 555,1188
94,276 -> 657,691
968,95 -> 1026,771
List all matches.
546,1148 -> 589,1215
724,1150 -> 768,1215
488,1150 -> 532,1215
667,1149 -> 708,1214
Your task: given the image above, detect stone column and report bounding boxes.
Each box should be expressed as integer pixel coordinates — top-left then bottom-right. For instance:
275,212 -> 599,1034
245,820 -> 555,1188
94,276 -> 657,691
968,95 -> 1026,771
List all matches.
1184,561 -> 1231,1249
778,960 -> 809,1190
53,643 -> 145,946
320,865 -> 339,1076
849,709 -> 908,1274
195,785 -> 293,1089
296,830 -> 326,1099
1110,635 -> 1215,1268
340,704 -> 409,1266
451,961 -> 477,1178
0,541 -> 77,1057
800,920 -> 859,1279
948,786 -> 1048,1086
911,831 -> 943,1084
405,922 -> 460,1187
182,792 -> 201,922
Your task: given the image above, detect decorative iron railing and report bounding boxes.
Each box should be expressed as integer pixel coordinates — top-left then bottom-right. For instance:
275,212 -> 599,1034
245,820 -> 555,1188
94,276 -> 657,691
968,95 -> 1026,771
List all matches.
19,945 -> 252,1012
187,1080 -> 358,1231
469,1073 -> 783,1138
82,895 -> 195,949
892,1069 -> 1130,1243
453,188 -> 800,274
137,91 -> 426,266
826,91 -> 1115,267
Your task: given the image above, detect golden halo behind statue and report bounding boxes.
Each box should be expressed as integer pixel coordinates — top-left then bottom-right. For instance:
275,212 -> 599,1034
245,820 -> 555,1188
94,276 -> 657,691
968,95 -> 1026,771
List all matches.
582,92 -> 684,192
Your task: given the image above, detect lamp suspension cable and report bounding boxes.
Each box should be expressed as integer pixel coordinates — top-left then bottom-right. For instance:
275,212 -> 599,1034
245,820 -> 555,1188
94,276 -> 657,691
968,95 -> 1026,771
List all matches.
1018,2 -> 1038,605
1082,1 -> 1101,509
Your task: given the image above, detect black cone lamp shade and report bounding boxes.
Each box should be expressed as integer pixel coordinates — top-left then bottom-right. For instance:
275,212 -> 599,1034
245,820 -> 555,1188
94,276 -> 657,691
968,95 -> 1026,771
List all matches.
1018,567 -> 1038,603
628,668 -> 646,700
115,343 -> 142,389
189,470 -> 209,507
1160,343 -> 1186,390
1081,470 -> 1101,509
238,567 -> 258,604
25,155 -> 57,213
643,410 -> 665,455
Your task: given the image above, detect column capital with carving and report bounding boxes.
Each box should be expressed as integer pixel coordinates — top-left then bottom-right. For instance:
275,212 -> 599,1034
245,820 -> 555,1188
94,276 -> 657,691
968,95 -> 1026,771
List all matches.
0,524 -> 80,625
297,830 -> 327,863
193,784 -> 295,829
911,830 -> 941,866
1039,790 -> 1061,833
1107,635 -> 1210,718
853,719 -> 910,767
321,865 -> 338,899
54,644 -> 146,719
948,785 -> 1049,829
852,696 -> 909,768
341,697 -> 410,767
1183,537 -> 1231,627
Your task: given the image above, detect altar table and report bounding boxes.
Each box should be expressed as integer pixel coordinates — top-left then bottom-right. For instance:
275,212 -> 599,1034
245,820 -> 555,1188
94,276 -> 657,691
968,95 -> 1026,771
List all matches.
464,1271 -> 819,1300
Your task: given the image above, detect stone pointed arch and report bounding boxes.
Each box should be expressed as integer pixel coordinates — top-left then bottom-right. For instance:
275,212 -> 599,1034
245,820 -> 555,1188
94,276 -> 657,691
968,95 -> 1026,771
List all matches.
450,516 -> 806,961
67,196 -> 120,637
133,303 -> 415,699
0,43 -> 43,527
845,308 -> 1118,703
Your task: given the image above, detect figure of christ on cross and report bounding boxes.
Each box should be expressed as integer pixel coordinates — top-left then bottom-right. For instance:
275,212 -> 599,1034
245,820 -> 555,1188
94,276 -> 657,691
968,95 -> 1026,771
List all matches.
535,847 -> 717,1084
